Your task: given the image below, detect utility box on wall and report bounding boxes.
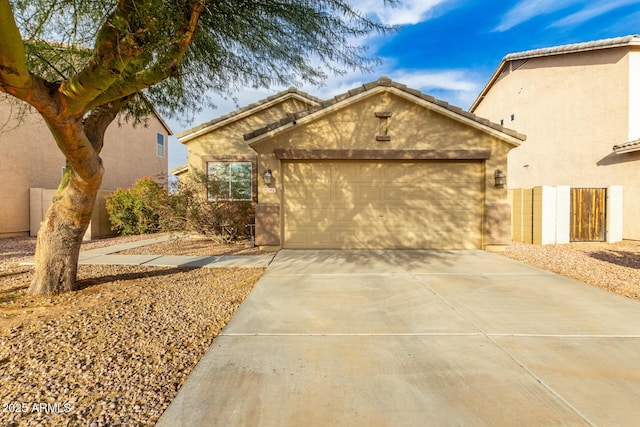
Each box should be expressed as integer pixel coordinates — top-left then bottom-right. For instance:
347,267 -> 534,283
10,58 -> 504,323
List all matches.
510,186 -> 622,244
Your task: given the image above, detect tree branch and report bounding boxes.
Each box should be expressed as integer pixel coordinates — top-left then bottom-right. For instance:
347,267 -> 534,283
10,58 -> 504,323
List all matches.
85,1 -> 204,111
59,7 -> 138,113
0,0 -> 32,90
84,96 -> 132,155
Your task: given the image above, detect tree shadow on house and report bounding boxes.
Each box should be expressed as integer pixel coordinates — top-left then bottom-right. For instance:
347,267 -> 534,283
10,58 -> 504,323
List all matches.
588,250 -> 640,269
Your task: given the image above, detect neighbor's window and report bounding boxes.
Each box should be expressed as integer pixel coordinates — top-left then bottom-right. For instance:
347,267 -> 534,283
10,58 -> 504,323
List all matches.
156,133 -> 165,157
207,161 -> 252,201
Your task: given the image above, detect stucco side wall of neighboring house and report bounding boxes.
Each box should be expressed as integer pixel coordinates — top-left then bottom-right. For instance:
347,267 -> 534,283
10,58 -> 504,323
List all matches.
0,105 -> 59,237
0,101 -> 169,237
183,98 -> 314,175
252,88 -> 516,249
100,116 -> 169,188
474,47 -> 640,240
629,50 -> 640,141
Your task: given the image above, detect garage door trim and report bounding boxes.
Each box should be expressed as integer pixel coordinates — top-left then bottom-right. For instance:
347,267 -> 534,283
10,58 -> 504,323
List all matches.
275,149 -> 491,160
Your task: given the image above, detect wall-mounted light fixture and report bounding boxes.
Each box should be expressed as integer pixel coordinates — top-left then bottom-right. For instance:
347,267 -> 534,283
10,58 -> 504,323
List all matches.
263,169 -> 273,185
494,169 -> 506,188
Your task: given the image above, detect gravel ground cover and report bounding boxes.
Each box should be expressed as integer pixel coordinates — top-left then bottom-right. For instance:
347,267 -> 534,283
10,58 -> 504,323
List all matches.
1,235 -> 639,425
0,235 -> 264,426
502,240 -> 640,301
116,235 -> 263,256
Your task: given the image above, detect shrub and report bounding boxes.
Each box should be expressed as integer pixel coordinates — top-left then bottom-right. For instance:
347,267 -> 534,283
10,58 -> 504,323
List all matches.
105,177 -> 167,236
162,170 -> 255,241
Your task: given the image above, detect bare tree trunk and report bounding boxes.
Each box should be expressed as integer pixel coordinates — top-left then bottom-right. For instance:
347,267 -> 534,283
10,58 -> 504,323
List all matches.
28,168 -> 103,294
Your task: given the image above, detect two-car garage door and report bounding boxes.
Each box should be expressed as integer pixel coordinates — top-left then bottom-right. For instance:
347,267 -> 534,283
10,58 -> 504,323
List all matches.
283,160 -> 483,249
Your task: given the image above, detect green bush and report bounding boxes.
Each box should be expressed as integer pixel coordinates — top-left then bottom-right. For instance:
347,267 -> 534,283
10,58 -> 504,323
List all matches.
105,177 -> 167,236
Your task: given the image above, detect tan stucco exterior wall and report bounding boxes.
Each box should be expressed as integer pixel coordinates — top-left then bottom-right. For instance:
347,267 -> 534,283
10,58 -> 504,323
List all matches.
251,88 -> 516,249
0,101 -> 169,237
473,47 -> 640,240
183,98 -> 314,174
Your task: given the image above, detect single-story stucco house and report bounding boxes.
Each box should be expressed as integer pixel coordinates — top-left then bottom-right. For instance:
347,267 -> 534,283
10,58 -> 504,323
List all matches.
176,77 -> 525,251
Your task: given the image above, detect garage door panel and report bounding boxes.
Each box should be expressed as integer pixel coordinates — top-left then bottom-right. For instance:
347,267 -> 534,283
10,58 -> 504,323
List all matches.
383,186 -> 482,202
283,160 -> 483,249
285,186 -> 308,201
356,164 -> 383,181
285,163 -> 332,184
356,186 -> 381,202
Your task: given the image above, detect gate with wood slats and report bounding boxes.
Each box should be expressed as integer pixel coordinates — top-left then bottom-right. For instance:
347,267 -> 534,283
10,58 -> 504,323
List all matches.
570,188 -> 606,242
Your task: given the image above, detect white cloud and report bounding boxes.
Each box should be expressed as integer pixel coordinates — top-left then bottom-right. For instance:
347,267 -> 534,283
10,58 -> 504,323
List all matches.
550,0 -> 640,28
494,0 -> 578,32
350,0 -> 450,26
495,0 -> 640,32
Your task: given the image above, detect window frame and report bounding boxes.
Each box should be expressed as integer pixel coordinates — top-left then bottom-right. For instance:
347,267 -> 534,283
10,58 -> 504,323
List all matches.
206,160 -> 254,201
156,133 -> 165,158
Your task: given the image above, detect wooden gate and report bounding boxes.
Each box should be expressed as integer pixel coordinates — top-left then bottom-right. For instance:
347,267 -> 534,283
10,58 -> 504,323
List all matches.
570,188 -> 606,242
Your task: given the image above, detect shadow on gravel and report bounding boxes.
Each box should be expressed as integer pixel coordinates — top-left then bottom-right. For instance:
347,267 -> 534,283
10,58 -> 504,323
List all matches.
588,250 -> 640,269
78,266 -> 195,290
0,269 -> 31,279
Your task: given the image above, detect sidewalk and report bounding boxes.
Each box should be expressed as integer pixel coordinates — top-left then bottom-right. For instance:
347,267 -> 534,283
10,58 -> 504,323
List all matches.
21,234 -> 276,269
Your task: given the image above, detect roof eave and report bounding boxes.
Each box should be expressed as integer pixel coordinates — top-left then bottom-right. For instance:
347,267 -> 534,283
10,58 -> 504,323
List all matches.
391,88 -> 524,147
614,147 -> 640,154
470,59 -> 508,113
613,146 -> 640,154
247,85 -> 525,148
177,92 -> 320,144
248,87 -> 384,147
169,164 -> 189,175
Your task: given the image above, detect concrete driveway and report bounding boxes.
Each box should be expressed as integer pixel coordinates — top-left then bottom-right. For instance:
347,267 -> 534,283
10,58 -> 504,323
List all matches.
156,250 -> 640,426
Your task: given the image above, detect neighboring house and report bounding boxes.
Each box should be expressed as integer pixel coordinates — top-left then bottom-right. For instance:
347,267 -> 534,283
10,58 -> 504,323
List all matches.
0,99 -> 171,238
471,35 -> 640,243
179,77 -> 524,250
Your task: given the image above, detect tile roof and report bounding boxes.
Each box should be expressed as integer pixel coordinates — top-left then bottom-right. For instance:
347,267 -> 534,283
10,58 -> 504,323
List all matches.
505,35 -> 640,62
169,164 -> 189,175
177,87 -> 322,141
613,138 -> 640,154
243,77 -> 526,143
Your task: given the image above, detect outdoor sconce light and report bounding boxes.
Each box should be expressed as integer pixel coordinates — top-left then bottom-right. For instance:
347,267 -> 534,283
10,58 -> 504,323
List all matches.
263,169 -> 273,185
494,169 -> 507,188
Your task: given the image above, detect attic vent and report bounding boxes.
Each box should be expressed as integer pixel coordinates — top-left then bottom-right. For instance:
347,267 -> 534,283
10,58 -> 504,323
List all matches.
376,111 -> 392,141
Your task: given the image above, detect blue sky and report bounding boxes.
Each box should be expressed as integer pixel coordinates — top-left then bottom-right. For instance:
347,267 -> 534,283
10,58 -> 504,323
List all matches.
166,0 -> 640,170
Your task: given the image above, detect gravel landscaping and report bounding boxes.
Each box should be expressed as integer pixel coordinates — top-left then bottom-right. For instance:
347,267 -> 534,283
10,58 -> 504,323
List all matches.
116,235 -> 263,257
502,240 -> 640,301
1,234 -> 639,426
0,235 -> 264,426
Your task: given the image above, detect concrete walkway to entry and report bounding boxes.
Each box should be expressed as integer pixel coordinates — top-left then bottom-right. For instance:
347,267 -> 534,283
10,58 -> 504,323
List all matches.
157,249 -> 640,426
